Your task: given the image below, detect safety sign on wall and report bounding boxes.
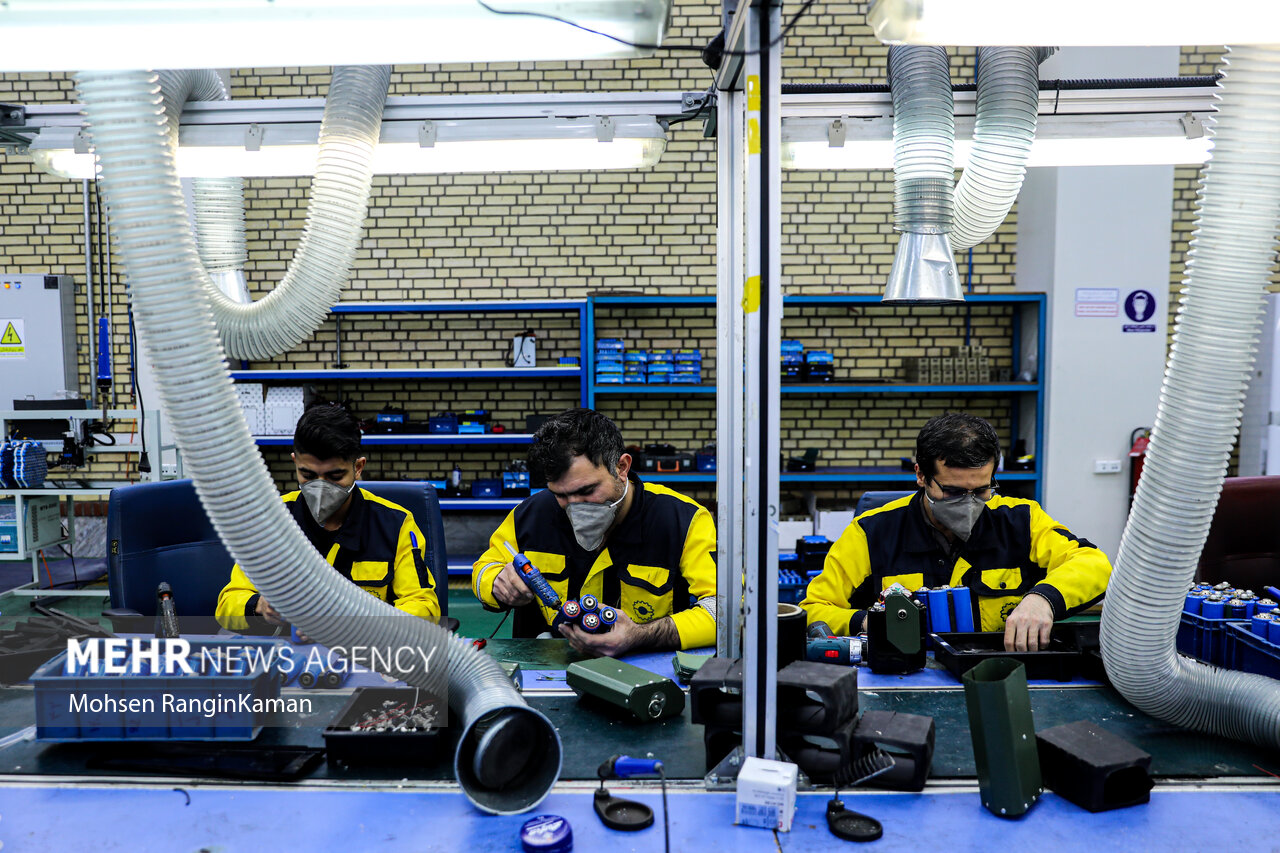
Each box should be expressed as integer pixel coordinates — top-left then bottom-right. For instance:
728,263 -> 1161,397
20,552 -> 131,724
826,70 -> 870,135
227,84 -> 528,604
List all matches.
1122,290 -> 1157,333
1074,287 -> 1119,318
0,319 -> 24,358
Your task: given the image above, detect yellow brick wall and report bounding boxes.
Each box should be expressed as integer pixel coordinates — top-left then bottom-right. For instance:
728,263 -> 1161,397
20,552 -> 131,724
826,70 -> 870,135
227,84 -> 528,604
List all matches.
0,12 -> 1252,502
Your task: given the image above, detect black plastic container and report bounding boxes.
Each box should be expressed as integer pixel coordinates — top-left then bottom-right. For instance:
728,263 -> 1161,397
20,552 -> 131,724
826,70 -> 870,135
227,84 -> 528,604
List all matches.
323,687 -> 445,768
1036,721 -> 1153,812
932,632 -> 1080,681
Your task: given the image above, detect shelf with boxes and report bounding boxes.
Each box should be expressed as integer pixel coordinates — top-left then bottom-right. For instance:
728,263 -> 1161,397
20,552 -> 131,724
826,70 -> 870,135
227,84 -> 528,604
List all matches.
585,293 -> 1046,502
230,299 -> 590,448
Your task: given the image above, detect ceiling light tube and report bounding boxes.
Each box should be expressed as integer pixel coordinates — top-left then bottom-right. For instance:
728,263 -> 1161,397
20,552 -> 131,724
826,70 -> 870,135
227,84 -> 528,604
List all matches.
0,0 -> 672,70
28,117 -> 668,179
868,0 -> 1280,46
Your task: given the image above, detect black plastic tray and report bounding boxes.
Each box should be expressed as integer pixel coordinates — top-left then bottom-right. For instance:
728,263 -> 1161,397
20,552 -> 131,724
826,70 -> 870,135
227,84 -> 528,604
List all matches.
323,687 -> 445,768
931,632 -> 1081,682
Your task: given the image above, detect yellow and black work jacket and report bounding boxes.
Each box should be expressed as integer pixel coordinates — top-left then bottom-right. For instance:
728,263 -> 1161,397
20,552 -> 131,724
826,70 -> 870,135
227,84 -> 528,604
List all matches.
215,487 -> 440,631
801,492 -> 1111,635
472,474 -> 718,649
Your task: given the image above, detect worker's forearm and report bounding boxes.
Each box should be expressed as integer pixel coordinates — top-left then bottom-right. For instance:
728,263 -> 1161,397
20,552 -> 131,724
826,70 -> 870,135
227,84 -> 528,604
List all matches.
632,616 -> 682,652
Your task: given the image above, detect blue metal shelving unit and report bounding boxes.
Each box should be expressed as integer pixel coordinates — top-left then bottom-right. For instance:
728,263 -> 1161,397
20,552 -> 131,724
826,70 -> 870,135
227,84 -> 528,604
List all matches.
252,433 -> 536,447
587,293 -> 1048,503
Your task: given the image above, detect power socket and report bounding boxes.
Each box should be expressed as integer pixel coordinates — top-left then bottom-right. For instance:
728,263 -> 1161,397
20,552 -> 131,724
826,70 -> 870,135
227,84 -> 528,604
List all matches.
161,463 -> 179,478
1093,459 -> 1123,474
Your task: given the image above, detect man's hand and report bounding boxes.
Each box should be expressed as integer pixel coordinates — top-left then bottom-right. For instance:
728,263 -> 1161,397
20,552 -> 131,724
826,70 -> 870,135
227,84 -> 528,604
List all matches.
560,609 -> 680,658
1003,593 -> 1054,652
492,562 -> 536,608
256,596 -> 286,626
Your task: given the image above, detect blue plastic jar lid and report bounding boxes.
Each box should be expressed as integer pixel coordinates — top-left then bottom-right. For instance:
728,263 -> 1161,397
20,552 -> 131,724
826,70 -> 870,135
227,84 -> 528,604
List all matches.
521,815 -> 573,853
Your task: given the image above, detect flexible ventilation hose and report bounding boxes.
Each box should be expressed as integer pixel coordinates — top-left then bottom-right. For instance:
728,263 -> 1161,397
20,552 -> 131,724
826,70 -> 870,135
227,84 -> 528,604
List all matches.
1101,45 -> 1280,748
889,45 -> 954,235
950,47 -> 1046,251
155,70 -> 250,303
156,66 -> 390,361
76,69 -> 561,814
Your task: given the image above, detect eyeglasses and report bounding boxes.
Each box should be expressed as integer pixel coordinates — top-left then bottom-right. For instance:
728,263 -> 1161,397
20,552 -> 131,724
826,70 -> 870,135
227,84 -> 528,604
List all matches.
929,479 -> 999,500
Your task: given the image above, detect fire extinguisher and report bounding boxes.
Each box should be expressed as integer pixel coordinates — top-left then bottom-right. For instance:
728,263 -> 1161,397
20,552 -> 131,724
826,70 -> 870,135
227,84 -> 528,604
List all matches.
1128,428 -> 1151,502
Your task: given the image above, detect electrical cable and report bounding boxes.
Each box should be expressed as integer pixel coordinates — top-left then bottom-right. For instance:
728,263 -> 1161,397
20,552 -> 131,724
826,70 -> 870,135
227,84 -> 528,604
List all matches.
488,607 -> 512,639
474,0 -> 817,56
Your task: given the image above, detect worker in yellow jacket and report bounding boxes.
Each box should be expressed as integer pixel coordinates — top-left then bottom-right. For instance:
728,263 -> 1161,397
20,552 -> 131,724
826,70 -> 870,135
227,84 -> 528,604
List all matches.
473,409 -> 717,656
802,413 -> 1111,652
216,404 -> 439,633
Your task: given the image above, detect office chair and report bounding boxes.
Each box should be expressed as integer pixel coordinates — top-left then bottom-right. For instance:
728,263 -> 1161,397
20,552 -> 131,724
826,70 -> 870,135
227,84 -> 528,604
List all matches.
104,479 -> 456,633
1196,475 -> 1280,593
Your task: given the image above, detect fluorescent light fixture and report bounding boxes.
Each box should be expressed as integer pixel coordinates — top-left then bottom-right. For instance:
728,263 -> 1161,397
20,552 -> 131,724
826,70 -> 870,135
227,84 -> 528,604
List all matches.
782,114 -> 1213,170
868,0 -> 1280,46
0,0 -> 672,71
29,117 -> 668,179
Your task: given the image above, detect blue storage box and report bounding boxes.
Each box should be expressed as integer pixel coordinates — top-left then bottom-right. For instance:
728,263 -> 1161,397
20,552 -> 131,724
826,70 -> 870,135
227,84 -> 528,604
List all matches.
696,451 -> 716,471
597,375 -> 624,385
596,338 -> 625,352
624,351 -> 649,364
646,374 -> 670,384
624,372 -> 648,384
31,638 -> 281,742
670,373 -> 702,385
427,415 -> 458,434
458,424 -> 486,435
503,471 -> 531,491
471,479 -> 503,498
1178,611 -> 1235,666
1226,621 -> 1280,679
559,356 -> 581,366
427,479 -> 447,492
648,350 -> 674,365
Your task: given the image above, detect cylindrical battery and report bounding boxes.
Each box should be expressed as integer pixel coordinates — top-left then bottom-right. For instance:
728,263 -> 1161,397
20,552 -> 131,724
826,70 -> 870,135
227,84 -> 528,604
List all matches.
1251,612 -> 1274,638
561,600 -> 581,621
1184,590 -> 1208,615
1256,599 -> 1278,615
950,586 -> 976,632
322,668 -> 350,689
1201,597 -> 1226,619
579,594 -> 599,613
1226,599 -> 1249,620
580,612 -> 602,633
598,607 -> 617,627
298,658 -> 326,689
927,588 -> 952,633
1269,619 -> 1280,646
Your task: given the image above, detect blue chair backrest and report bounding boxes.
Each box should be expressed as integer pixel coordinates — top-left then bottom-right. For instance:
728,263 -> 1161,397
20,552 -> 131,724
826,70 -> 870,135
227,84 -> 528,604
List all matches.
356,480 -> 449,619
107,479 -> 230,632
107,479 -> 449,629
855,490 -> 915,517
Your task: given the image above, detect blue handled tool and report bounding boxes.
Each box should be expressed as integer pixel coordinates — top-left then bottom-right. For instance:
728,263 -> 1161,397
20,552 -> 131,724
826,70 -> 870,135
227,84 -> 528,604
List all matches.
504,543 -> 561,609
595,754 -> 669,848
806,621 -> 858,665
600,754 -> 664,778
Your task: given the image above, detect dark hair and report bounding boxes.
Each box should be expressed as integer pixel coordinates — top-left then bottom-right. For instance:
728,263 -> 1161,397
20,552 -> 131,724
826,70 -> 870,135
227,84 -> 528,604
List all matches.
293,403 -> 362,461
527,408 -> 625,483
915,413 -> 1001,480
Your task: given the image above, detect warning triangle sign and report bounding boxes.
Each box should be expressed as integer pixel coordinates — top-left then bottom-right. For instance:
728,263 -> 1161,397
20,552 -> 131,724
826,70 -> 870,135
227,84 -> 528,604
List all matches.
0,323 -> 19,345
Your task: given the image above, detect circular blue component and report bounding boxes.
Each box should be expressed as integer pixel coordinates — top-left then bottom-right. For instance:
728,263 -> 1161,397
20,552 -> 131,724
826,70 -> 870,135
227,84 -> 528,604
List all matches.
521,814 -> 573,853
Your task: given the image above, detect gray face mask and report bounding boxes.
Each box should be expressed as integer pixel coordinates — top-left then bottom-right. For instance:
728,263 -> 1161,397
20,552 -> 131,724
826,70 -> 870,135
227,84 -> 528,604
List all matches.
565,477 -> 629,551
925,492 -> 986,541
300,478 -> 355,525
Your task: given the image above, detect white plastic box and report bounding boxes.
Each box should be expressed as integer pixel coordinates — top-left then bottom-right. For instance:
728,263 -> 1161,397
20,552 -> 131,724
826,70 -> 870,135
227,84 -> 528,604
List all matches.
735,756 -> 797,832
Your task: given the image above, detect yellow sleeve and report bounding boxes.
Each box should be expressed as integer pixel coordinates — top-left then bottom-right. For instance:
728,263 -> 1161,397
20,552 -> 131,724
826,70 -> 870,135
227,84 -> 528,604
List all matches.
1026,503 -> 1113,618
472,509 -> 518,610
216,563 -> 260,631
800,521 -> 875,635
391,514 -> 440,624
670,505 -> 718,650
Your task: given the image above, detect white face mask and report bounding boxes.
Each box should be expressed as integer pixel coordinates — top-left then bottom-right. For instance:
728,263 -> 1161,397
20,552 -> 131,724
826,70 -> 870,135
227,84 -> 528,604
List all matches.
565,477 -> 629,551
300,478 -> 355,525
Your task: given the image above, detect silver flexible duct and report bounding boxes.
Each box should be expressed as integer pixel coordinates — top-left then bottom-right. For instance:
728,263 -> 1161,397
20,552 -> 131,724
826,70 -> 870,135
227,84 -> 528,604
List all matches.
1100,45 -> 1280,748
885,45 -> 961,303
155,70 -> 251,304
950,47 -> 1045,252
76,69 -> 561,814
157,66 -> 390,361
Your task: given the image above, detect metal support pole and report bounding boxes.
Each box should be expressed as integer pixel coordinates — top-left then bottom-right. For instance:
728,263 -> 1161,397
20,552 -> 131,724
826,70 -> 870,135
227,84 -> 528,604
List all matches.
82,180 -> 95,399
740,0 -> 782,762
105,202 -> 115,407
716,82 -> 746,659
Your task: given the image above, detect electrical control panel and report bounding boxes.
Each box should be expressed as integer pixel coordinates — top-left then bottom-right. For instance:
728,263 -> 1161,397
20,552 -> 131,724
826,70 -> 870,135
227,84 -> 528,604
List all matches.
0,274 -> 78,406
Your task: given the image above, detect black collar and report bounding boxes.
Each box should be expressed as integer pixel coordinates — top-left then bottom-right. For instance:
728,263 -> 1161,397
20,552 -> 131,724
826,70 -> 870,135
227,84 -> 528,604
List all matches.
292,485 -> 366,552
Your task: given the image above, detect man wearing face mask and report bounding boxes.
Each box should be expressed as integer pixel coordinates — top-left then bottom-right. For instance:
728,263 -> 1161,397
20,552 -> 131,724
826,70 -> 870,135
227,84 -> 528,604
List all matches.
472,408 -> 717,656
802,413 -> 1111,652
215,403 -> 440,633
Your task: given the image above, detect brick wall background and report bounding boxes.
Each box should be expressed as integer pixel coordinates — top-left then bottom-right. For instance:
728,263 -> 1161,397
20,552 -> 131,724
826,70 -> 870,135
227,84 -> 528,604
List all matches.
0,5 -> 1272,533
